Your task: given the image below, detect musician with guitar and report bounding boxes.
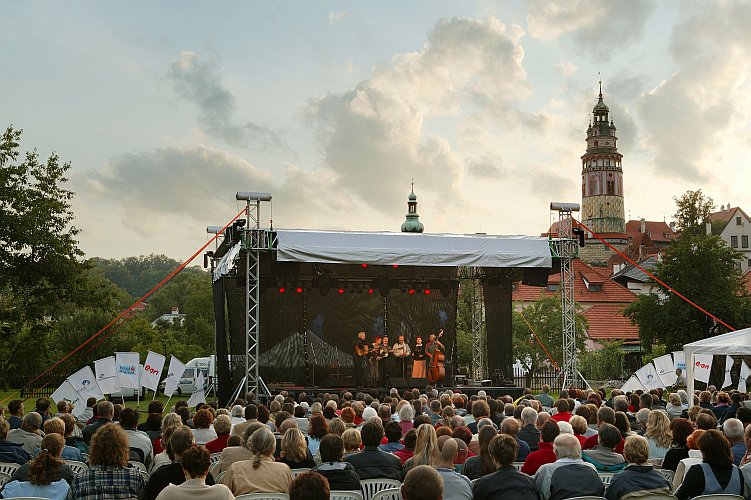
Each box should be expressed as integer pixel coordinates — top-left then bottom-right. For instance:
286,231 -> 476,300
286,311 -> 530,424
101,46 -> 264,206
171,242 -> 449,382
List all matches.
366,336 -> 386,387
426,329 -> 446,387
354,331 -> 369,386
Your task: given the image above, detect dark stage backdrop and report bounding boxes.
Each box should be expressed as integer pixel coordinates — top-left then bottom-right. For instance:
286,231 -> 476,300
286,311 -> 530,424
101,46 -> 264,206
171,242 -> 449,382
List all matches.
222,267 -> 458,386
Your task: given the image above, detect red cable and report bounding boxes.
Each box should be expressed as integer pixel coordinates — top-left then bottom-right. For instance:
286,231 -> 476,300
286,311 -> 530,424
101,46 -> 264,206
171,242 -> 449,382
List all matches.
518,310 -> 560,370
573,218 -> 736,332
3,206 -> 248,403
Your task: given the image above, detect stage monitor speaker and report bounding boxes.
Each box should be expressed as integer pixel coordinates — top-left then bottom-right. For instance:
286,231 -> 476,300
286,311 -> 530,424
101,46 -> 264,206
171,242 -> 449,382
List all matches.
389,377 -> 409,388
522,268 -> 549,287
408,377 -> 429,388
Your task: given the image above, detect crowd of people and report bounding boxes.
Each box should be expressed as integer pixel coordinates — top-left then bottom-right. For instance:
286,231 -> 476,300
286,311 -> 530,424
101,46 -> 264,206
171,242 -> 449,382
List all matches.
2,383 -> 751,499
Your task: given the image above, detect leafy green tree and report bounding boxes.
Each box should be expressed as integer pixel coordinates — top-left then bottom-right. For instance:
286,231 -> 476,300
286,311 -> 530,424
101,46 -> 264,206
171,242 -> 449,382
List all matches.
579,340 -> 626,380
512,294 -> 587,387
93,254 -> 204,298
673,189 -> 715,236
625,233 -> 751,351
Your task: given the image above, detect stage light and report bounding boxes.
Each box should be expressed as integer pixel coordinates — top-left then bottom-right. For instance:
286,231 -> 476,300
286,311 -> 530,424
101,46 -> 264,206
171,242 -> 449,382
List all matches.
279,287 -> 286,293
338,288 -> 345,294
392,264 -> 399,269
236,192 -> 272,202
367,289 -> 374,294
424,289 -> 431,295
296,287 -> 303,293
361,263 -> 368,268
550,202 -> 580,212
409,289 -> 415,294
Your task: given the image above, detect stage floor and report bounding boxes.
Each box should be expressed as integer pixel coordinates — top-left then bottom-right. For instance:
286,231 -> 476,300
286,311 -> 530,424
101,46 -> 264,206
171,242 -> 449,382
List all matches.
265,385 -> 525,400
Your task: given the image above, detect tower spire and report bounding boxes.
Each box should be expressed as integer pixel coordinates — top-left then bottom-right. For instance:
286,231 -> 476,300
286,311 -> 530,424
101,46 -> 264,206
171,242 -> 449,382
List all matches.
401,181 -> 424,233
598,72 -> 603,101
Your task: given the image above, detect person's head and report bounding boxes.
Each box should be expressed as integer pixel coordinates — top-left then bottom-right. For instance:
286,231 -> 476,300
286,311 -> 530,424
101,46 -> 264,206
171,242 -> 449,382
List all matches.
398,335 -> 405,343
635,408 -> 651,430
639,392 -> 653,410
555,399 -> 569,413
696,411 -> 717,430
309,414 -> 329,440
328,417 -> 346,436
623,434 -> 650,465
597,423 -> 622,450
436,435 -> 458,467
179,445 -> 211,480
668,393 -> 681,407
645,410 -> 672,447
58,413 -> 77,438
489,433 -> 518,468
213,414 -> 231,436
96,400 -> 114,420
119,408 -> 139,429
161,412 -> 182,432
319,433 -> 346,463
687,429 -> 706,450
35,398 -> 50,415
699,391 -> 711,404
384,421 -> 402,444
477,425 -> 500,474
451,426 -> 473,446
413,423 -> 438,466
192,408 -> 213,430
22,412 -> 42,433
360,419 -> 384,447
358,331 -> 366,340
540,419 -> 560,444
569,415 -> 588,436
42,417 -> 65,437
244,403 -> 258,421
537,411 -> 551,429
56,399 -> 68,414
9,399 -> 24,417
402,465 -> 443,500
429,334 -> 436,342
289,471 -> 330,500
342,428 -> 362,453
553,433 -> 582,460
90,423 -> 129,467
500,417 -> 520,437
541,384 -> 550,394
699,429 -> 733,468
29,433 -> 65,485
248,427 -> 276,468
472,400 -> 490,420
281,428 -> 308,463
403,428 -> 418,451
612,396 -> 629,414
416,335 -> 423,345
723,418 -> 744,444
167,426 -> 195,461
596,406 -> 616,426
717,392 -> 730,404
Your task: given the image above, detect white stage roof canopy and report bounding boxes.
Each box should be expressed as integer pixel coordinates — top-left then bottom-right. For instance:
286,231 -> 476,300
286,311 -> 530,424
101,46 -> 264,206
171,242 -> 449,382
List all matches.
275,230 -> 553,268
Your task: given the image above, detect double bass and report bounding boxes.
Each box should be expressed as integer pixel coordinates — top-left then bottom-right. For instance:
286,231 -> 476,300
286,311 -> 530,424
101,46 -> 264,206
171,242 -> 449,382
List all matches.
427,330 -> 445,384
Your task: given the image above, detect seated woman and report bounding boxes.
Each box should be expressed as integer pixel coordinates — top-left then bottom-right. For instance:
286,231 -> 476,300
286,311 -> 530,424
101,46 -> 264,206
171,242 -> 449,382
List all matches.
644,410 -> 672,460
605,435 -> 671,500
153,412 -> 183,456
69,423 -> 146,499
673,429 -> 705,490
192,408 -> 218,446
223,427 -> 292,495
311,433 -> 361,491
463,425 -> 498,480
205,415 -> 232,454
662,418 -> 693,472
59,413 -> 88,454
674,429 -> 744,500
279,428 -> 316,469
33,417 -> 85,462
3,433 -> 72,500
307,415 -> 328,458
155,446 -> 233,500
342,428 -> 362,456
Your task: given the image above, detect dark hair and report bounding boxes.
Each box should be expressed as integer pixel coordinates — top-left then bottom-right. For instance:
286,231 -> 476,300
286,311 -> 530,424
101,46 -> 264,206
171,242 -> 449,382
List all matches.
541,419 -> 560,443
193,408 -> 214,429
478,425 -> 499,475
413,415 -> 431,428
341,407 -> 355,423
451,426 -> 472,446
244,404 -> 258,420
575,405 -> 591,421
598,423 -> 621,449
597,406 -> 616,425
256,404 -> 270,423
176,406 -> 191,425
319,433 -> 345,463
403,428 -> 418,450
119,408 -> 139,429
696,412 -> 717,431
489,434 -> 518,468
147,400 -> 164,414
8,400 -> 23,415
671,418 -> 694,448
294,406 -> 306,418
309,414 -> 329,440
227,435 -> 242,447
614,411 -> 630,439
384,421 -> 402,443
555,399 -> 569,413
360,420 -> 385,447
699,429 -> 733,468
737,406 -> 751,423
35,397 -> 51,413
639,392 -> 653,409
323,406 -> 336,420
29,433 -> 64,485
167,426 -> 195,460
181,446 -> 210,478
289,471 -> 330,500
472,400 -> 490,419
402,465 -> 443,500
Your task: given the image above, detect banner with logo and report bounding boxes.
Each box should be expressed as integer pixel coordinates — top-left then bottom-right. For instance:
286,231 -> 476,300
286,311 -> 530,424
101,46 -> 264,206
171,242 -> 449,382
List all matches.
722,355 -> 735,389
141,351 -> 166,392
693,353 -> 713,384
163,356 -> 186,398
116,352 -> 141,389
673,351 -> 686,373
68,366 -> 104,401
653,354 -> 676,387
636,362 -> 664,390
94,356 -> 121,395
187,372 -> 206,407
740,361 -> 751,393
51,380 -> 86,418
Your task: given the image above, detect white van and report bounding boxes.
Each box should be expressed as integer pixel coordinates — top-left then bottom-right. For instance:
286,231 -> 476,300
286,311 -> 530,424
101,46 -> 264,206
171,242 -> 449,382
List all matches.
159,356 -> 213,396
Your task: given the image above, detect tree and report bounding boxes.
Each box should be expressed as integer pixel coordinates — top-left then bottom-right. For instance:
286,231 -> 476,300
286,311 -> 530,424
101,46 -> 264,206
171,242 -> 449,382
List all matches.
512,294 -> 587,387
673,189 -> 715,236
625,233 -> 751,351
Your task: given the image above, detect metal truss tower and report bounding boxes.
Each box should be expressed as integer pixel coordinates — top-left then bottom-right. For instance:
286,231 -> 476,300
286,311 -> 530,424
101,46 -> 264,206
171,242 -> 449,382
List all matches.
460,267 -> 486,381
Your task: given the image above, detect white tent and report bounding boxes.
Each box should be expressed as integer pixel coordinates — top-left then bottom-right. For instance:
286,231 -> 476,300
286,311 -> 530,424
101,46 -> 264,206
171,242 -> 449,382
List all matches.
684,327 -> 751,396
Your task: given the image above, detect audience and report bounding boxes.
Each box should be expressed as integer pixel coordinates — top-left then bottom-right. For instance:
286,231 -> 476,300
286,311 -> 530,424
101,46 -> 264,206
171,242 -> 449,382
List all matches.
518,406 -> 540,451
154,446 -> 233,500
723,417 -> 745,465
288,471 -> 330,500
644,410 -> 672,460
521,419 -> 560,476
311,433 -> 361,490
4,433 -> 73,500
223,426 -> 292,495
82,401 -> 115,444
0,417 -> 30,465
401,465 -> 443,500
404,423 -> 437,472
534,433 -> 604,500
581,423 -> 626,472
345,419 -> 402,480
473,434 -> 541,500
192,408 -> 218,446
205,414 -> 232,453
6,411 -> 43,454
279,428 -> 316,469
674,429 -> 744,499
433,437 -> 472,500
662,417 -> 693,472
463,425 -> 499,480
605,435 -> 671,500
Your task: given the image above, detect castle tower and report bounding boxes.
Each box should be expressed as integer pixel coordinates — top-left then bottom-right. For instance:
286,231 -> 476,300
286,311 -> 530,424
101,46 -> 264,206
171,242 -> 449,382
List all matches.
578,83 -> 628,266
401,182 -> 424,233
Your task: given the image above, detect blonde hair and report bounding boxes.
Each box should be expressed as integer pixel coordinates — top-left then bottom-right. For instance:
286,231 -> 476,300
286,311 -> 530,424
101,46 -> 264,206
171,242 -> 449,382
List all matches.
248,427 -> 276,469
162,412 -> 183,431
328,417 -> 346,436
412,423 -> 437,467
30,433 -> 64,485
42,417 -> 65,436
645,410 -> 672,448
342,428 -> 362,453
280,428 -> 308,462
569,415 -> 588,435
623,435 -> 650,464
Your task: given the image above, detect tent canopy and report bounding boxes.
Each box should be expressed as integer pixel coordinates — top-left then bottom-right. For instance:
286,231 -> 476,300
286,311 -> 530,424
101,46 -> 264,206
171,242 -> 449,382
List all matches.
684,327 -> 751,396
275,229 -> 553,268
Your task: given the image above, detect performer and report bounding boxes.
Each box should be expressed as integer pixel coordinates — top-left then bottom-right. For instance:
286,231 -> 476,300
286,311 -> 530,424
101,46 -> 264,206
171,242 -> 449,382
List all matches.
426,330 -> 446,386
392,335 -> 411,378
366,336 -> 383,387
379,335 -> 391,386
411,336 -> 427,378
353,331 -> 368,387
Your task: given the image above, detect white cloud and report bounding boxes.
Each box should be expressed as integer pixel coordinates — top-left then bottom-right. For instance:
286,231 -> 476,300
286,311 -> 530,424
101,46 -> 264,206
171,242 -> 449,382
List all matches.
555,61 -> 577,77
328,10 -> 350,26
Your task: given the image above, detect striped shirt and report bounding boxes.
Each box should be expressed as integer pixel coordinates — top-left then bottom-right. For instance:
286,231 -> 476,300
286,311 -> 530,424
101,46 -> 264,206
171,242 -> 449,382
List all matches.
70,465 -> 145,500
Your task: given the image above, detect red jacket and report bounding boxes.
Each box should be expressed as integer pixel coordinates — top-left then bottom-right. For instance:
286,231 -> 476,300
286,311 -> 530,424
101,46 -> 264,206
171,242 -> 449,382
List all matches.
583,434 -> 624,454
551,412 -> 572,423
394,448 -> 414,464
205,434 -> 230,454
521,441 -> 556,475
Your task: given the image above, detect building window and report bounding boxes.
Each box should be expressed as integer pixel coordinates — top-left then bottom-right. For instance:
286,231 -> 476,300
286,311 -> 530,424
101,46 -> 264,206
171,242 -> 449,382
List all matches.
748,258 -> 751,269
737,216 -> 743,225
743,235 -> 749,248
547,283 -> 559,292
731,235 -> 739,248
512,282 -> 518,291
588,284 -> 602,292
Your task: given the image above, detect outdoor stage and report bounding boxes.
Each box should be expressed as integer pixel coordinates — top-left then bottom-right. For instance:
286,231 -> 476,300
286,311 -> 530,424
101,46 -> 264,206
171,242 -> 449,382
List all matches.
266,384 -> 526,400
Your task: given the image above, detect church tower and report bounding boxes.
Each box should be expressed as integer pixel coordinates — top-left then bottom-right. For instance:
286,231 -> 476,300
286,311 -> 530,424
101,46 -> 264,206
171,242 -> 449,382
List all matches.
401,183 -> 424,233
578,83 -> 628,265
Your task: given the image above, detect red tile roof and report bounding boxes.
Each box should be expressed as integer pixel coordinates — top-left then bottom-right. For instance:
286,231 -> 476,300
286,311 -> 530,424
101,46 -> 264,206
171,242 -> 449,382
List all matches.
625,220 -> 675,244
583,304 -> 640,340
743,270 -> 751,296
710,207 -> 751,225
512,259 -> 638,303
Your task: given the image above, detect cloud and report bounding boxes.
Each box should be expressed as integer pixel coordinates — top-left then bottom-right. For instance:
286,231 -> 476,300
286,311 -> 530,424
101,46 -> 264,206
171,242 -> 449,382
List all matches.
169,52 -> 295,157
637,2 -> 751,181
328,10 -> 349,26
527,1 -> 655,57
555,61 -> 577,77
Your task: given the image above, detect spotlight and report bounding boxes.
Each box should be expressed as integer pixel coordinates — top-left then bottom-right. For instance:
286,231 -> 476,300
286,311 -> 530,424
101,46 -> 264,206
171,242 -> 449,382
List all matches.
338,288 -> 345,294
392,264 -> 399,269
296,287 -> 303,293
409,289 -> 415,295
361,263 -> 368,268
367,289 -> 374,294
424,289 -> 431,295
279,287 -> 286,293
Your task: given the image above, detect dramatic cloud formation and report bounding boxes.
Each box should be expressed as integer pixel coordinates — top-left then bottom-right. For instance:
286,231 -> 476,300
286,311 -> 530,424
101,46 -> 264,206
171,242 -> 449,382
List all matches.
169,52 -> 295,156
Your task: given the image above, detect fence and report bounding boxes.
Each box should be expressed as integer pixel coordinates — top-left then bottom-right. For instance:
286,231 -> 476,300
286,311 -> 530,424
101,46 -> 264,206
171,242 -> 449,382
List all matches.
512,365 -> 561,391
5,374 -> 68,399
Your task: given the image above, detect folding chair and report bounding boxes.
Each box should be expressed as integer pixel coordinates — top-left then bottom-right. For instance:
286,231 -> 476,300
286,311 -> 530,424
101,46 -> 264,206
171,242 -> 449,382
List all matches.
360,479 -> 402,500
370,488 -> 402,500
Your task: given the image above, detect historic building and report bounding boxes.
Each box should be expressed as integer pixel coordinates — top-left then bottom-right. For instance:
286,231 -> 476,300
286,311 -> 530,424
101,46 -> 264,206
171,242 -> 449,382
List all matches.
401,183 -> 424,233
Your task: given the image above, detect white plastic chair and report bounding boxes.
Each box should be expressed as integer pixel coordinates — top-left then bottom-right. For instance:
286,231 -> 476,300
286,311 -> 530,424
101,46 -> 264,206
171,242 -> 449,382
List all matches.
370,488 -> 402,500
0,471 -> 11,487
81,452 -> 89,464
234,494 -> 290,500
657,468 -> 675,483
598,472 -> 616,487
513,462 -> 525,470
64,459 -> 89,475
692,496 -> 744,500
128,460 -> 147,473
215,471 -> 226,484
360,479 -> 402,500
0,462 -> 21,477
150,460 -> 167,474
290,467 -> 311,478
210,452 -> 222,465
139,469 -> 150,482
330,491 -> 364,500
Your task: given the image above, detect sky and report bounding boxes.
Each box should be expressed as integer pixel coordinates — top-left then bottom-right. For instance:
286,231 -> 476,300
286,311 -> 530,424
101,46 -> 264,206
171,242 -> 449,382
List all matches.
3,1 -> 751,260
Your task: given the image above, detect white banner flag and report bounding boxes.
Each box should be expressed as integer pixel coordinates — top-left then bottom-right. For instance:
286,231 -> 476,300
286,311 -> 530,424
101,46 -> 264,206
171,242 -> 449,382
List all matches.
694,353 -> 714,384
673,351 -> 686,372
94,356 -> 121,395
163,356 -> 186,398
116,352 -> 141,389
722,355 -> 735,389
620,375 -> 647,393
187,372 -> 206,407
653,354 -> 676,387
141,351 -> 166,392
636,362 -> 664,391
51,380 -> 85,418
740,361 -> 751,393
68,366 -> 104,401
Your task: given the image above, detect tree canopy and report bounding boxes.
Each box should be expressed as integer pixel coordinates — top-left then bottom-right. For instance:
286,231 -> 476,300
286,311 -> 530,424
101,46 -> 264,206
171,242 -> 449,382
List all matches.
673,189 -> 715,236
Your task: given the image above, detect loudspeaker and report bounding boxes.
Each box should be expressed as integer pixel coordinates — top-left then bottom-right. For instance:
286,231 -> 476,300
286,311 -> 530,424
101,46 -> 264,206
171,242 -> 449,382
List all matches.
389,377 -> 409,388
408,378 -> 429,388
522,268 -> 549,287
